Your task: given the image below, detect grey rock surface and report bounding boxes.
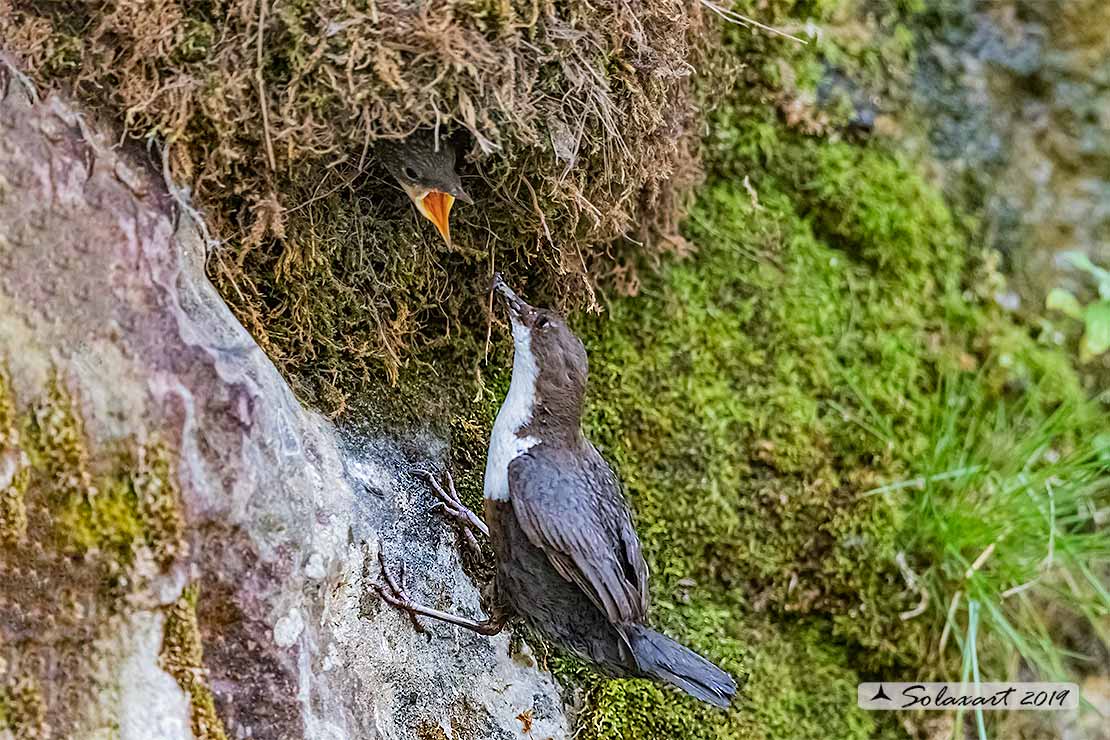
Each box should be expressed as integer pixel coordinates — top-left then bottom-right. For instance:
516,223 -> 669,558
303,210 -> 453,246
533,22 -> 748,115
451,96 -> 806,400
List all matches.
912,0 -> 1110,301
0,68 -> 567,740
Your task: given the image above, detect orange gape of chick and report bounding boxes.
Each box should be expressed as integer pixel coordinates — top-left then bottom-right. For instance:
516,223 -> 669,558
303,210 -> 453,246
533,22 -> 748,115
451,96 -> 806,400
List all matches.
416,190 -> 457,246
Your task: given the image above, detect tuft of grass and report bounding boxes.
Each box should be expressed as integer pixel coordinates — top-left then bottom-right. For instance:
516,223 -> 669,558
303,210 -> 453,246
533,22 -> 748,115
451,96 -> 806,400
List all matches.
956,599 -> 988,740
876,373 -> 1110,685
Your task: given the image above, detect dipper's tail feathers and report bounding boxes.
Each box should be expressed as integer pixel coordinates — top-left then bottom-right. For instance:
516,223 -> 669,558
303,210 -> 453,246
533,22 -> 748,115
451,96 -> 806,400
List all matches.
623,624 -> 737,708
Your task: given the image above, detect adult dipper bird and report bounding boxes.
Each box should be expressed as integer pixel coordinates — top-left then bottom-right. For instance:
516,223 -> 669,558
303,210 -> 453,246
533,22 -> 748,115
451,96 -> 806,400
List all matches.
376,275 -> 737,708
378,132 -> 472,247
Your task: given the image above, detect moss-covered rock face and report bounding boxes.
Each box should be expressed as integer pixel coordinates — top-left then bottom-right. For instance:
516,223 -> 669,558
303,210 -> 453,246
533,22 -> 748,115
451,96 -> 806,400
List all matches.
0,367 -> 191,737
3,0 -> 708,395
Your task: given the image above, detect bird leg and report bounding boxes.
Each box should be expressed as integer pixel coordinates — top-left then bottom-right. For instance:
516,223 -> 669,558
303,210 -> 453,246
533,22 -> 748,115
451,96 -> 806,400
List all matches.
416,469 -> 489,556
374,547 -> 507,636
372,549 -> 426,635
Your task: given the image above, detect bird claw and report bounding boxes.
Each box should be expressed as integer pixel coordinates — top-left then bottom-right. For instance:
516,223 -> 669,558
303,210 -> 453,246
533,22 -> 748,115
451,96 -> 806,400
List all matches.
430,497 -> 473,528
416,468 -> 490,549
372,540 -> 508,637
375,547 -> 428,634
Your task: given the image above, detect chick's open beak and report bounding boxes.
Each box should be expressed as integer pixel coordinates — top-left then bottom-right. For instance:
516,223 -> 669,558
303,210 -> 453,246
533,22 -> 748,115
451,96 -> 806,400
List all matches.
416,190 -> 456,246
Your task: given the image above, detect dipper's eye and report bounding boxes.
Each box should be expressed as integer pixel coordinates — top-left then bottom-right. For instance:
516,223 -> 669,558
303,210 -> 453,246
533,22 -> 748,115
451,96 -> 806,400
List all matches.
402,165 -> 417,180
536,316 -> 550,329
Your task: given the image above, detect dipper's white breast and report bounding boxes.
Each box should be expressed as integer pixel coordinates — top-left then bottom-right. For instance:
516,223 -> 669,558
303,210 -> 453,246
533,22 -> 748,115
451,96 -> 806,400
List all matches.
484,321 -> 540,501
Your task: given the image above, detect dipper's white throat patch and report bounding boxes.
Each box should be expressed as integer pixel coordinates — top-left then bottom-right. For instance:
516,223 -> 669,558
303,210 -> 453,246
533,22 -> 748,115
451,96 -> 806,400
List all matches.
484,319 -> 540,501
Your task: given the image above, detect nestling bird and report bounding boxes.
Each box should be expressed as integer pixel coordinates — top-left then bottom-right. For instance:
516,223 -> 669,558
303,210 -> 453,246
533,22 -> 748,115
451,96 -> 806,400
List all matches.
379,131 -> 472,247
376,275 -> 738,708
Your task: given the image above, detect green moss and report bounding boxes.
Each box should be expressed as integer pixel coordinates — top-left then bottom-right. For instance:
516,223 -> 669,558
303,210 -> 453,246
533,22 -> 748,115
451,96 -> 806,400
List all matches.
0,366 -> 30,545
23,374 -> 98,518
0,679 -> 48,738
42,33 -> 85,78
0,470 -> 30,545
579,159 -> 960,656
132,444 -> 188,568
161,585 -> 229,740
573,616 -> 879,740
55,474 -> 146,557
175,17 -> 216,64
20,376 -> 185,567
560,39 -> 1097,734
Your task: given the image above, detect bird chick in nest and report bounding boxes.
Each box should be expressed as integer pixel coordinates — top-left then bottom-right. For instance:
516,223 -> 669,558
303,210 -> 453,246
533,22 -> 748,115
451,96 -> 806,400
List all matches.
379,131 -> 472,247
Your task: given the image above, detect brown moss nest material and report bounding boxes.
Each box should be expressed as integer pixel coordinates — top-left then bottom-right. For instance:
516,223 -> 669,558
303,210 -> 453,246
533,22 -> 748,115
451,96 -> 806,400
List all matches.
3,0 -> 712,393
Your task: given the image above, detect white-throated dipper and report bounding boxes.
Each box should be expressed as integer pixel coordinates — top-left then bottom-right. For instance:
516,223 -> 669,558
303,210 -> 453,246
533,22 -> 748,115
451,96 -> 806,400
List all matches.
378,131 -> 472,247
376,275 -> 737,708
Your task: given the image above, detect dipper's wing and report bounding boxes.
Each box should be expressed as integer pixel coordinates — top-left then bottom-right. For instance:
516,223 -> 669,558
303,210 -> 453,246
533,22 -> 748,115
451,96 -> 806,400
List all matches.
507,444 -> 649,624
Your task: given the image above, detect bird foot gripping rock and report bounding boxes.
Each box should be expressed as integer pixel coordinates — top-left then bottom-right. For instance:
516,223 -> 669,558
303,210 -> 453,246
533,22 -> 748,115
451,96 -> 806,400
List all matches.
415,469 -> 488,556
373,542 -> 507,636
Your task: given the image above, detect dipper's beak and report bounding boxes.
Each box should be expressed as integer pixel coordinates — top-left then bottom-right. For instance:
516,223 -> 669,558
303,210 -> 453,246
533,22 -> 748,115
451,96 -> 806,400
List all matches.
492,273 -> 533,325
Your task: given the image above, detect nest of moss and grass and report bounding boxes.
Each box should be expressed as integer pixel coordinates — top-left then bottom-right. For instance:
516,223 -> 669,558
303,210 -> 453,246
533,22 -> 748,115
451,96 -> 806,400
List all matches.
3,0 -> 711,402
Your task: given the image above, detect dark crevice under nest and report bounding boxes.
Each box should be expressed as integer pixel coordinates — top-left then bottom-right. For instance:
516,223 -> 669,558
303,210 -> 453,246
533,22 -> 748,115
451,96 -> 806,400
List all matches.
2,0 -> 716,401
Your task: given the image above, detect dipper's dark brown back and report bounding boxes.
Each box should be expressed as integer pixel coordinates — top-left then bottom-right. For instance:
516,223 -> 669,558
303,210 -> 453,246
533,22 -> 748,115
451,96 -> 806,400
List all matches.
484,275 -> 737,708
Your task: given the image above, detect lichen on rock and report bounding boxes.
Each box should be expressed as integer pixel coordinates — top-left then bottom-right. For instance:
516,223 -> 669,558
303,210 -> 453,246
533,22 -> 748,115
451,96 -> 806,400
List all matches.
161,585 -> 228,740
0,678 -> 48,738
17,372 -> 186,581
0,366 -> 29,546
